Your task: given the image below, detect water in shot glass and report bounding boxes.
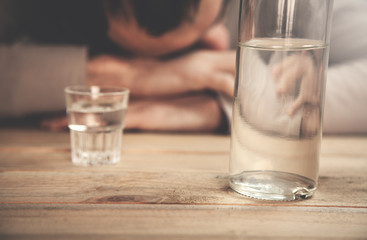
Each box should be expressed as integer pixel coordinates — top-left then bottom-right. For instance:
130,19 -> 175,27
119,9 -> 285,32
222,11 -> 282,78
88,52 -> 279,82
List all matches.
65,85 -> 129,166
229,0 -> 333,200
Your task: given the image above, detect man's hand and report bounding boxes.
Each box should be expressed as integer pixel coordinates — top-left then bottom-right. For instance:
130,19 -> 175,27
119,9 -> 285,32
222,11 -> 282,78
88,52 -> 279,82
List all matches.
272,53 -> 321,116
87,50 -> 236,98
41,116 -> 68,131
168,50 -> 236,97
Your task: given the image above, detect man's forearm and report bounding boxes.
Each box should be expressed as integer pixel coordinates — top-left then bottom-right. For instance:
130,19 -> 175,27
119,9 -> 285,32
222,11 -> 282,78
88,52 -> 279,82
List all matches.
125,93 -> 224,132
87,50 -> 236,98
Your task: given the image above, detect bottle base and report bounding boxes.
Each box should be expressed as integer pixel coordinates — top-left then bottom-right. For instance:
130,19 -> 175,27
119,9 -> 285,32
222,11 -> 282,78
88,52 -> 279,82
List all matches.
229,171 -> 316,201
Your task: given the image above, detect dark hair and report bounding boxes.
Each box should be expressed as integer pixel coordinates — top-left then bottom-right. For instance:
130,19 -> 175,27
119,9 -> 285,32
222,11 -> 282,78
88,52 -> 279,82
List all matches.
105,0 -> 201,37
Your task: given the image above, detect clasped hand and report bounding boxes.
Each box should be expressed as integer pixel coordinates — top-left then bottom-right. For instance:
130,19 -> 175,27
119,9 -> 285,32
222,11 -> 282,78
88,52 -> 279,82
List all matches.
272,53 -> 322,136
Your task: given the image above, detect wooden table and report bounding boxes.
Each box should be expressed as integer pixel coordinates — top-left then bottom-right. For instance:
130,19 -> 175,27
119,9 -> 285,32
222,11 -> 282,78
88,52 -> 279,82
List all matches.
0,128 -> 366,239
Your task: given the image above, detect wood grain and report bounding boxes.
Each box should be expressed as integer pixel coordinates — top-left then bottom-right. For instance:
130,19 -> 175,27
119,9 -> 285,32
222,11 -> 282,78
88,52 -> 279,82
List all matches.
0,170 -> 366,208
0,204 -> 366,239
0,129 -> 366,239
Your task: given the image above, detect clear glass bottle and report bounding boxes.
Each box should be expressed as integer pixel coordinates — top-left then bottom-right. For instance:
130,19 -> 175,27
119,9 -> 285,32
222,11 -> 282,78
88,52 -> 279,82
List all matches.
229,0 -> 334,201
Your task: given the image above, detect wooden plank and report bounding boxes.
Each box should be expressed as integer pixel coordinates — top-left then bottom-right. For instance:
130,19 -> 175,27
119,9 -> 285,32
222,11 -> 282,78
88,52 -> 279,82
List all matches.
0,130 -> 366,176
0,129 -> 231,153
1,129 -> 367,240
0,150 -> 366,176
0,236 -> 363,240
1,129 -> 367,157
0,204 -> 366,239
2,236 -> 360,240
0,129 -> 366,207
0,151 -> 229,173
0,170 -> 366,207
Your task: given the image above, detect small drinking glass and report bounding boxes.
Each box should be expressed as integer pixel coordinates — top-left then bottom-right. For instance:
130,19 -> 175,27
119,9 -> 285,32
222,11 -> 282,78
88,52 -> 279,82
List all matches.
65,85 -> 129,166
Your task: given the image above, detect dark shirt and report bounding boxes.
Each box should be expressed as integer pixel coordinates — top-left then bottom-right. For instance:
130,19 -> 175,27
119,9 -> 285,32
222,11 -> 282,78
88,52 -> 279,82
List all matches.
1,0 -> 127,57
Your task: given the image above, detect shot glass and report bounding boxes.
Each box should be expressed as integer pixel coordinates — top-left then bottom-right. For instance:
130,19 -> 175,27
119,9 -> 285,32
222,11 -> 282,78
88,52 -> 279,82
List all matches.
229,0 -> 333,200
65,85 -> 129,166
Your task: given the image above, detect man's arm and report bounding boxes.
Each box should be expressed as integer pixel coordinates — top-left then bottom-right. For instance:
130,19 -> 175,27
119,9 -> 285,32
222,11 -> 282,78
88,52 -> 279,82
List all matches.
41,93 -> 226,132
87,50 -> 236,98
323,59 -> 367,133
322,0 -> 367,133
83,50 -> 236,132
41,49 -> 236,132
125,93 -> 224,132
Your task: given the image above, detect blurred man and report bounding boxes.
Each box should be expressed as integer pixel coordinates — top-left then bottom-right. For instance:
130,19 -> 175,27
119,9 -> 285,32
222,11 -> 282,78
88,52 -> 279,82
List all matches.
0,0 -> 234,132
